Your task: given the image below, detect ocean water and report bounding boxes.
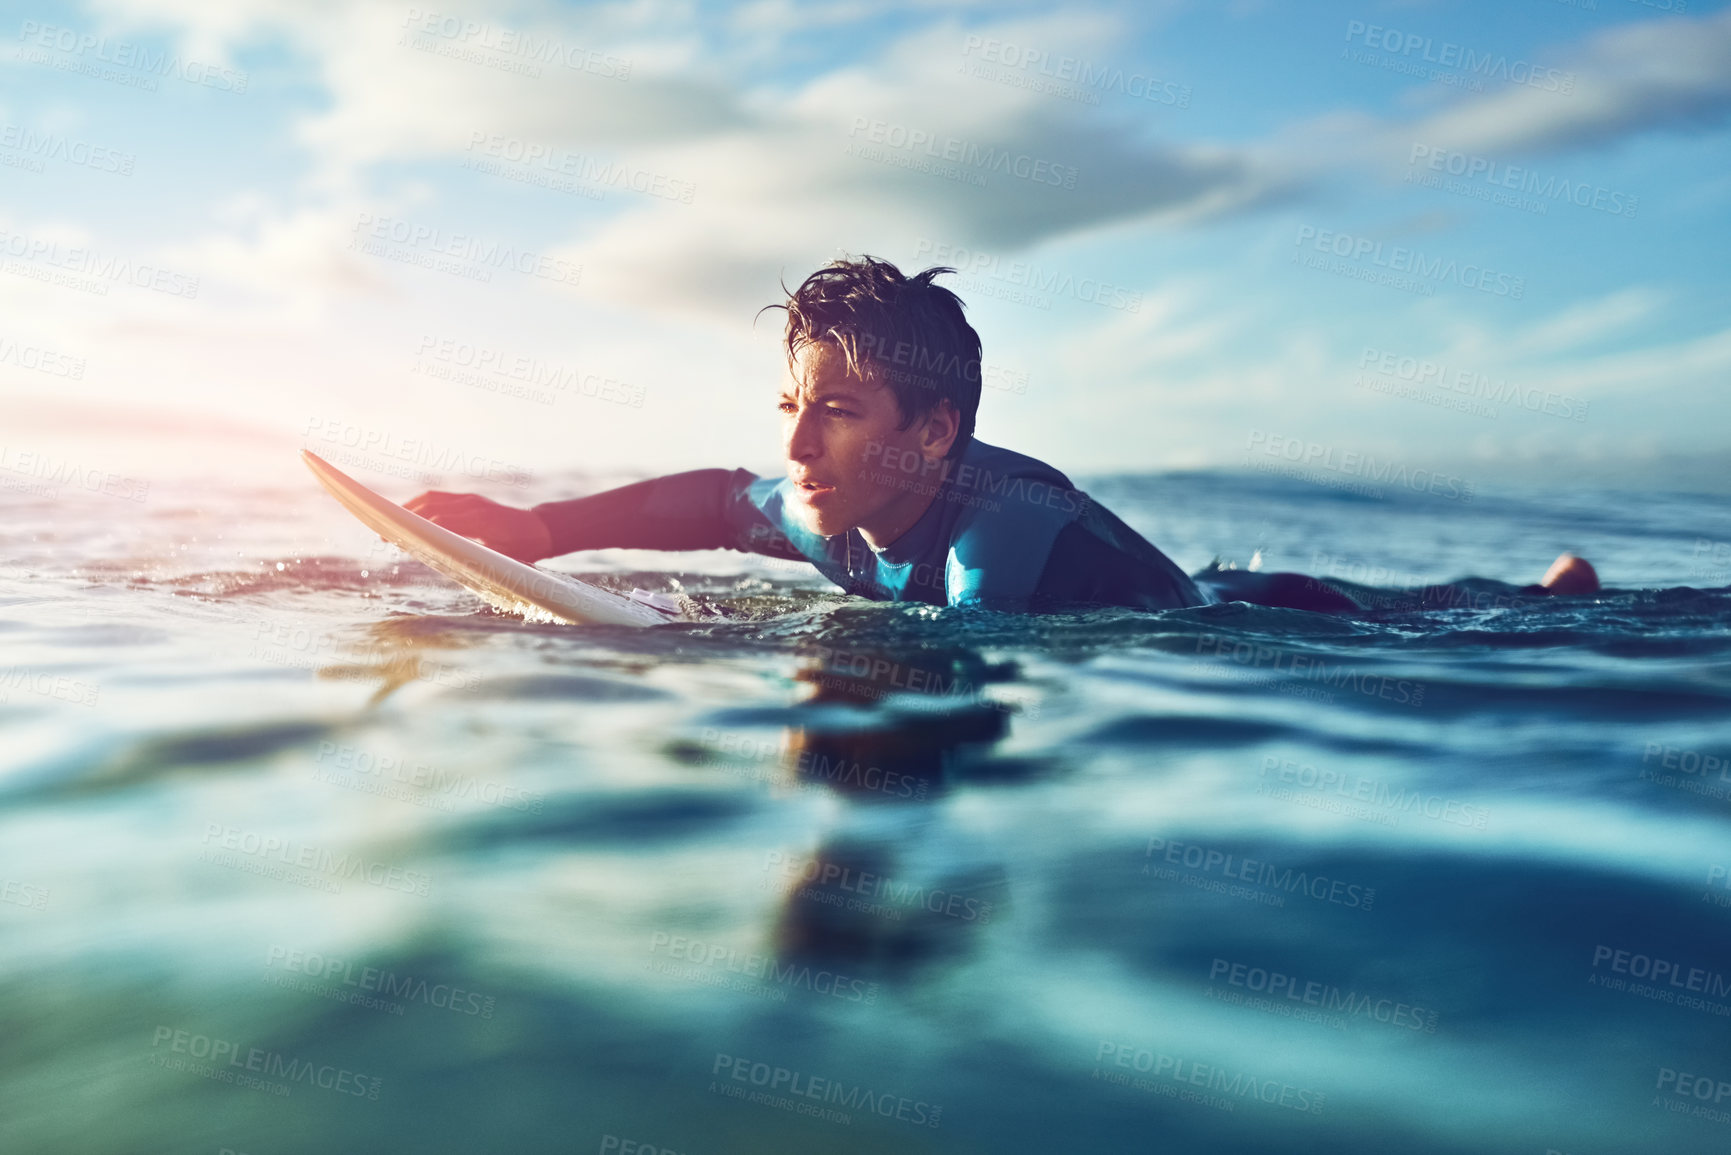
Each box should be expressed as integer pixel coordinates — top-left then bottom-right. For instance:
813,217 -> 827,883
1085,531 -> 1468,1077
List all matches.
3,465 -> 1731,1155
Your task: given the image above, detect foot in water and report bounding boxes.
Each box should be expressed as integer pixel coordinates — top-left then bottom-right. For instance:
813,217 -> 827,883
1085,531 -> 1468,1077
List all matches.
1538,552 -> 1600,595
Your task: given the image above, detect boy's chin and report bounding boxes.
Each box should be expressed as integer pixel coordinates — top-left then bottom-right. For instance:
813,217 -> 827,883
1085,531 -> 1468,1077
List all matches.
789,498 -> 855,539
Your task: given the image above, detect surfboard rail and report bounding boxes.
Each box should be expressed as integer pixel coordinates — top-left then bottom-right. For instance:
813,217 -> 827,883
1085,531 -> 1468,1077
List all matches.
301,450 -> 676,628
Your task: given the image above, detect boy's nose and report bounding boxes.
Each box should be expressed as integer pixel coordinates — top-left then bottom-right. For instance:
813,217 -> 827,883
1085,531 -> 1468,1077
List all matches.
785,409 -> 822,461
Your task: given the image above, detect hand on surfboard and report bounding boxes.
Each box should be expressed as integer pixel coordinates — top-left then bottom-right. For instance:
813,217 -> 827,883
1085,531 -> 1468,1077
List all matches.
403,491 -> 554,564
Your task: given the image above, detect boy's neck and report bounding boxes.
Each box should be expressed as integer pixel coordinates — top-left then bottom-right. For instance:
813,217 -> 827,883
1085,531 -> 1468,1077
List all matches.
858,457 -> 955,552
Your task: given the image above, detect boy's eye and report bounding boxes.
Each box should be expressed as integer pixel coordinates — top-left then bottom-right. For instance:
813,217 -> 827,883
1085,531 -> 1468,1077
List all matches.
778,400 -> 797,413
826,406 -> 855,417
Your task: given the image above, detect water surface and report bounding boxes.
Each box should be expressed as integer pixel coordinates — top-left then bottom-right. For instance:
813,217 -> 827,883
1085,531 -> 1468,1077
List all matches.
3,467 -> 1729,1154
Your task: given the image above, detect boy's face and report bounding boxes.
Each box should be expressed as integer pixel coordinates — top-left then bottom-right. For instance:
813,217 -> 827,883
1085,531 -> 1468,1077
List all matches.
780,340 -> 957,541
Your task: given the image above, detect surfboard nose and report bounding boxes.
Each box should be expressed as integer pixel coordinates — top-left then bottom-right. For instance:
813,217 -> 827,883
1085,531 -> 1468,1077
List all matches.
301,450 -> 358,492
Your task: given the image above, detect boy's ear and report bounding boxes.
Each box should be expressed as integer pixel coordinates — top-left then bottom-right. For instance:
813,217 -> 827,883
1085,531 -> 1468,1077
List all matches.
921,399 -> 960,459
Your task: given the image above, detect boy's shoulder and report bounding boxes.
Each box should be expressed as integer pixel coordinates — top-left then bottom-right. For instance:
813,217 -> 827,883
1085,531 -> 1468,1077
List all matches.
954,438 -> 1074,484
943,439 -> 1090,609
946,439 -> 1089,523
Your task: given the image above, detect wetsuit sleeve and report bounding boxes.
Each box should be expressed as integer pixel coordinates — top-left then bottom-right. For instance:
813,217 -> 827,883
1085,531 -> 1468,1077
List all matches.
532,468 -> 786,557
1194,569 -> 1361,613
1193,569 -> 1553,613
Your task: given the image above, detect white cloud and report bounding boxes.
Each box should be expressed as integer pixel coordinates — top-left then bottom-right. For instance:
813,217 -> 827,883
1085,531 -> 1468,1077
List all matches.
1503,286 -> 1665,358
1399,8 -> 1731,156
1524,323 -> 1731,399
65,1 -> 1276,325
548,14 -> 1286,316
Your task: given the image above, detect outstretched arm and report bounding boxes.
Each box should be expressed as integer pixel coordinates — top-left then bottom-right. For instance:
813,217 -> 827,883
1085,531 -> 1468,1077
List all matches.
405,468 -> 762,563
402,490 -> 554,562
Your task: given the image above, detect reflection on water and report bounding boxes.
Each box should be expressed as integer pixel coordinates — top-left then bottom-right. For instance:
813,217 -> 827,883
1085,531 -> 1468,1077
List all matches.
768,648 -> 1016,975
313,615 -> 486,707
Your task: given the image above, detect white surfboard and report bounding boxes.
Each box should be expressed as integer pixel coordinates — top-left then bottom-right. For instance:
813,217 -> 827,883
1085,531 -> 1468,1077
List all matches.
302,450 -> 681,627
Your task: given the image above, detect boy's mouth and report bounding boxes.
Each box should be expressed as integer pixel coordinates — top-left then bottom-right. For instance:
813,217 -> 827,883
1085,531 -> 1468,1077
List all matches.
793,477 -> 837,503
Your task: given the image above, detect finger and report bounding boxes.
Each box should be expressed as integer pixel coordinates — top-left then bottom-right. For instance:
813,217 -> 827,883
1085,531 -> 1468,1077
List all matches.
408,492 -> 484,513
407,496 -> 477,518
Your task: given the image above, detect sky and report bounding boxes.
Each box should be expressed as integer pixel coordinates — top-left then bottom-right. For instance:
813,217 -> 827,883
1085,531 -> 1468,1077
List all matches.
2,0 -> 1729,493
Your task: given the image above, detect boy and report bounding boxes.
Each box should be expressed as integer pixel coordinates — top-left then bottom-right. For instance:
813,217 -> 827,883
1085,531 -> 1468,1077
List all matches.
406,257 -> 1598,613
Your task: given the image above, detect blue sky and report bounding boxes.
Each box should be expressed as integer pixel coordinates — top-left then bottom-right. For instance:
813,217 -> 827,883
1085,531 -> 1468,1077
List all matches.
3,0 -> 1728,491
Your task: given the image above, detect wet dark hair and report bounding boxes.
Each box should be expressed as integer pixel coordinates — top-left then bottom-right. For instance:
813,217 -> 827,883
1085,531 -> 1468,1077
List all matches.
766,255 -> 982,458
